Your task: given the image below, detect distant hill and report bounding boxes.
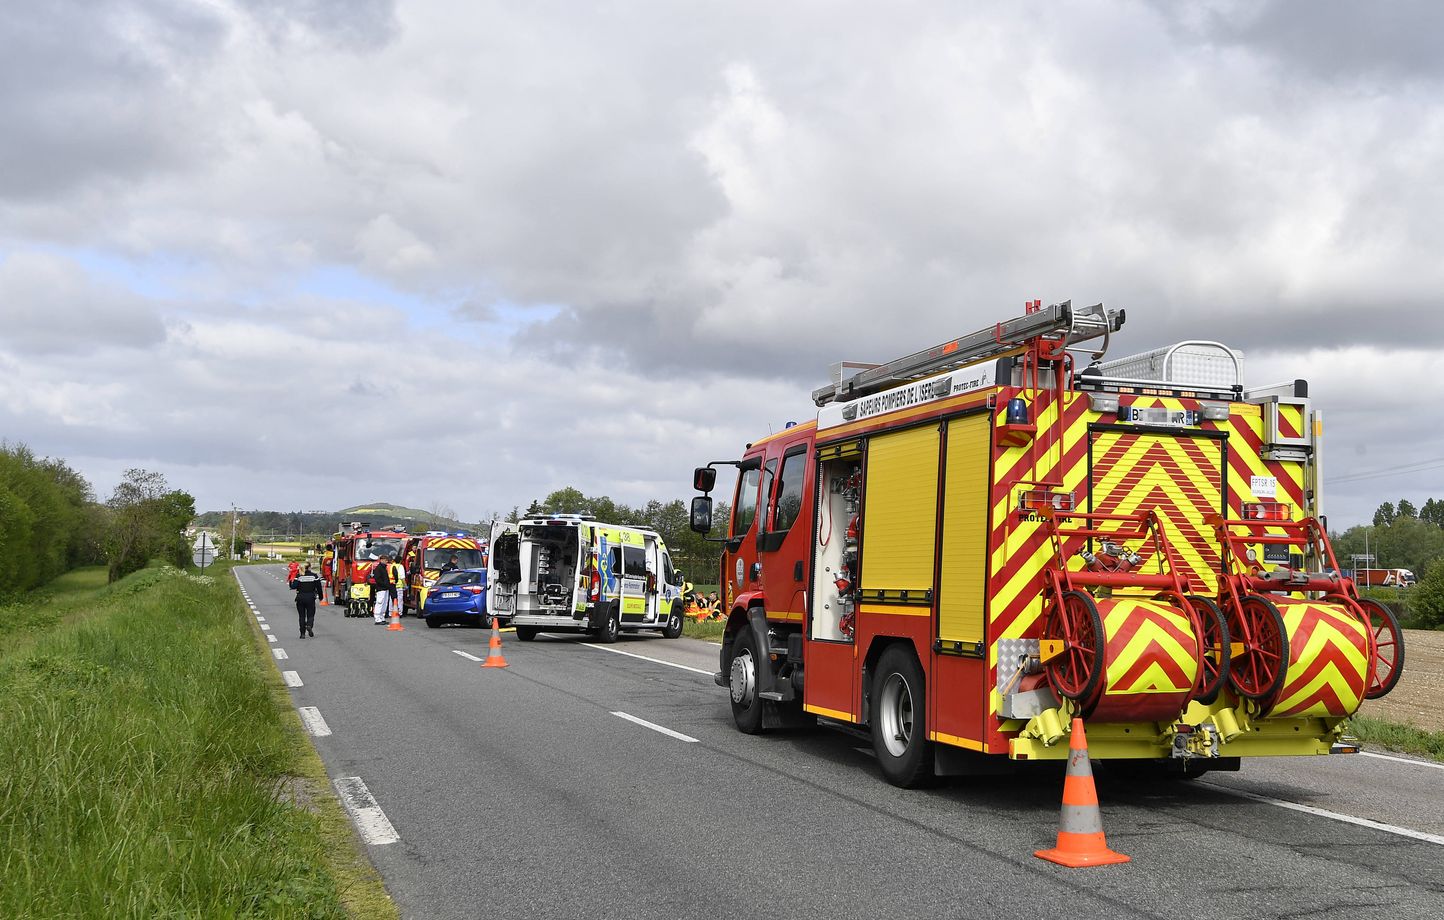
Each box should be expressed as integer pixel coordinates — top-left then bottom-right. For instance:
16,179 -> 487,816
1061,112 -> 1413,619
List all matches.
193,503 -> 480,539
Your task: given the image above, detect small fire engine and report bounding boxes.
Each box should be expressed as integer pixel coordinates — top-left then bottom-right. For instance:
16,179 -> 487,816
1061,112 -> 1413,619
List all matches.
690,300 -> 1404,785
328,522 -> 408,617
399,531 -> 487,614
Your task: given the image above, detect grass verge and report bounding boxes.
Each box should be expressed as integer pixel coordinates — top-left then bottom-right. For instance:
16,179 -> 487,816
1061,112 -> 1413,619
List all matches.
1348,714 -> 1444,763
683,617 -> 727,643
0,563 -> 394,918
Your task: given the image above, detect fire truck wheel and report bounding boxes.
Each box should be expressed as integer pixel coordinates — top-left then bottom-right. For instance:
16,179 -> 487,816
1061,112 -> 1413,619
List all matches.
870,645 -> 934,788
729,627 -> 767,734
515,626 -> 538,642
596,605 -> 621,644
662,603 -> 685,639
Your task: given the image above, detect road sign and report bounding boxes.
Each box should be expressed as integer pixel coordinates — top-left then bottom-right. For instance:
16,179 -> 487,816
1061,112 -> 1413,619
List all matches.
193,532 -> 217,569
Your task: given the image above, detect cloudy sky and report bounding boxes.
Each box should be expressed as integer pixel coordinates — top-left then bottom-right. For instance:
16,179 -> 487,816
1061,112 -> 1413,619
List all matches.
2,0 -> 1441,527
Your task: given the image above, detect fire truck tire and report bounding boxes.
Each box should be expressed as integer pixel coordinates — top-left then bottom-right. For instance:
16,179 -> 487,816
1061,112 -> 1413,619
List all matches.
515,626 -> 539,642
870,645 -> 934,788
729,627 -> 768,734
662,603 -> 685,639
1355,598 -> 1405,699
595,605 -> 621,644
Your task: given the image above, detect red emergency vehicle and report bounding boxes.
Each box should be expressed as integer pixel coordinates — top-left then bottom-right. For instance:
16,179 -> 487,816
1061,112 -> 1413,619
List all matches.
690,301 -> 1403,786
329,523 -> 409,617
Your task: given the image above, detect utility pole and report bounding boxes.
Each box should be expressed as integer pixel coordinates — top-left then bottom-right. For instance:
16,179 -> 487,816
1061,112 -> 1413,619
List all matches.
230,504 -> 239,561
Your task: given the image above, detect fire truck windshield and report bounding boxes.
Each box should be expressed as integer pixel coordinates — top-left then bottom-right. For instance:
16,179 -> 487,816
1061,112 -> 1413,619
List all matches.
355,538 -> 403,560
425,548 -> 484,570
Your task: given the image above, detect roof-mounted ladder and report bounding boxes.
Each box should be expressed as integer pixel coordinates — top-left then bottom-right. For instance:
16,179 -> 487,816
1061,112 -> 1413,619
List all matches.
812,300 -> 1126,406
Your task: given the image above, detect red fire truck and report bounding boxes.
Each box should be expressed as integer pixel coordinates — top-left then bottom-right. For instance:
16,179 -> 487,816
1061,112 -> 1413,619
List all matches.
690,300 -> 1404,786
328,523 -> 408,617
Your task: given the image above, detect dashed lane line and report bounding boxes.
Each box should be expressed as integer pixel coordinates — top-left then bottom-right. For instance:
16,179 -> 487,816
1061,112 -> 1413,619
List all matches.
1208,785 -> 1444,847
260,624 -> 271,631
611,711 -> 699,743
452,650 -> 483,662
333,777 -> 400,845
298,706 -> 332,737
282,670 -> 303,688
581,643 -> 713,677
267,635 -> 277,643
1359,750 -> 1444,772
273,648 -> 288,660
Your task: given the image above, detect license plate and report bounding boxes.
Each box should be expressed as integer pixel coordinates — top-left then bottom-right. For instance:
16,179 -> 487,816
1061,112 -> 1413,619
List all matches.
440,591 -> 461,599
492,594 -> 515,611
1123,406 -> 1198,427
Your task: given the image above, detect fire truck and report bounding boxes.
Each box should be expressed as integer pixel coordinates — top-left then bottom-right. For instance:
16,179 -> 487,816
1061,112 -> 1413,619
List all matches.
399,531 -> 488,614
689,300 -> 1405,786
328,523 -> 408,617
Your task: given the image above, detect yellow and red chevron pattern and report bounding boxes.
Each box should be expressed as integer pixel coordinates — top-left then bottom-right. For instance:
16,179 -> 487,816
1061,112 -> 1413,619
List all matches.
984,390 -> 1311,737
1268,600 -> 1369,718
1091,597 -> 1201,722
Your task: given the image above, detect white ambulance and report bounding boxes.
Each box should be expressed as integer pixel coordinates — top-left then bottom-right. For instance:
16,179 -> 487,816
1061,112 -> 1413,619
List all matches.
487,514 -> 688,642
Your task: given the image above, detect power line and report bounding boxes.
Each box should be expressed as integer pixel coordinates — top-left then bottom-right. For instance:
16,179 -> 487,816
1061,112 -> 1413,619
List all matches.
1330,457 -> 1444,485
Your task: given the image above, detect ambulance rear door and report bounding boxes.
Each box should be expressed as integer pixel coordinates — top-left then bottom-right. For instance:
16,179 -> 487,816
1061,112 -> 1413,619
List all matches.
487,521 -> 520,619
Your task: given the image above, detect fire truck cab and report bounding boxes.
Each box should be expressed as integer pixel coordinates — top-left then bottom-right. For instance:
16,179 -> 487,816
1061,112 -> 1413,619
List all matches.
691,300 -> 1404,786
330,523 -> 408,617
400,531 -> 487,614
488,515 -> 687,643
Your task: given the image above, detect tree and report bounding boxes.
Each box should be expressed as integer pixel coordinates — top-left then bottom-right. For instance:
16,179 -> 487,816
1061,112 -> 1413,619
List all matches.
1413,563 -> 1444,630
1373,502 -> 1396,527
105,469 -> 195,582
1397,498 -> 1417,519
1421,498 -> 1444,528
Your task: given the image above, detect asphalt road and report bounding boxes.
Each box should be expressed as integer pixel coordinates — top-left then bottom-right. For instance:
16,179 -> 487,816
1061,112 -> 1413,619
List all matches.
236,565 -> 1444,920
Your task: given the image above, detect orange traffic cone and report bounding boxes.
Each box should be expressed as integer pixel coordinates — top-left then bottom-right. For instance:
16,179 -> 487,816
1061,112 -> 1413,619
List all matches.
387,599 -> 404,631
1035,718 -> 1130,867
482,616 -> 509,668
318,590 -> 328,607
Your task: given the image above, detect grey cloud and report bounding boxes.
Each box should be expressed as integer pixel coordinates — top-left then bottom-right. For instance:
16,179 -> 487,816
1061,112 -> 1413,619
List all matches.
0,251 -> 167,353
1155,1 -> 1444,85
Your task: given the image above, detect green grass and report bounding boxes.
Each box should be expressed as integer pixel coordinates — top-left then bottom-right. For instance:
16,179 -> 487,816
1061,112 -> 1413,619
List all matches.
1348,714 -> 1444,763
684,617 -> 727,643
0,563 -> 394,918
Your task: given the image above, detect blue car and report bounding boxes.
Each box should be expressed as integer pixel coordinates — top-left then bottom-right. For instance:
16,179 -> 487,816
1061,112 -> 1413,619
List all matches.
420,568 -> 494,628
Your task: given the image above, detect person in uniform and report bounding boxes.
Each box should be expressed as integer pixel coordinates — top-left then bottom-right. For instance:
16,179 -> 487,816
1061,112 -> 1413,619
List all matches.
289,563 -> 325,638
370,556 -> 393,623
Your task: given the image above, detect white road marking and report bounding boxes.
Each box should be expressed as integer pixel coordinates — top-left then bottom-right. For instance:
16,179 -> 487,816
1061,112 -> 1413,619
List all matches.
273,648 -> 288,660
582,643 -> 713,676
267,635 -> 277,643
1212,786 -> 1444,847
298,706 -> 332,737
1360,751 -> 1444,771
611,711 -> 699,743
453,650 -> 483,661
282,670 -> 303,687
260,624 -> 271,631
333,777 -> 400,845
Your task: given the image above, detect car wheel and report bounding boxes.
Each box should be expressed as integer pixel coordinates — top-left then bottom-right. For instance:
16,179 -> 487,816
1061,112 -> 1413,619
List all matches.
662,602 -> 684,639
870,645 -> 934,788
515,626 -> 538,642
596,605 -> 621,644
425,616 -> 439,629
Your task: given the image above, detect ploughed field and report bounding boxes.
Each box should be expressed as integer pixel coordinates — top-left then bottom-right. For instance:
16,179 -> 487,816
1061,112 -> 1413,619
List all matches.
1358,628 -> 1444,732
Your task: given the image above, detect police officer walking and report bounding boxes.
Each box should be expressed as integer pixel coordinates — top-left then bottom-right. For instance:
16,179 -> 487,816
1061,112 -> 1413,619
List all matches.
290,563 -> 325,638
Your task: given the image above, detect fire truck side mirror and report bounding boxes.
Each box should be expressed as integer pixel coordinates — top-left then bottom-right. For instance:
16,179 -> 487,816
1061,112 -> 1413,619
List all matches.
690,496 -> 714,534
693,466 -> 717,493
